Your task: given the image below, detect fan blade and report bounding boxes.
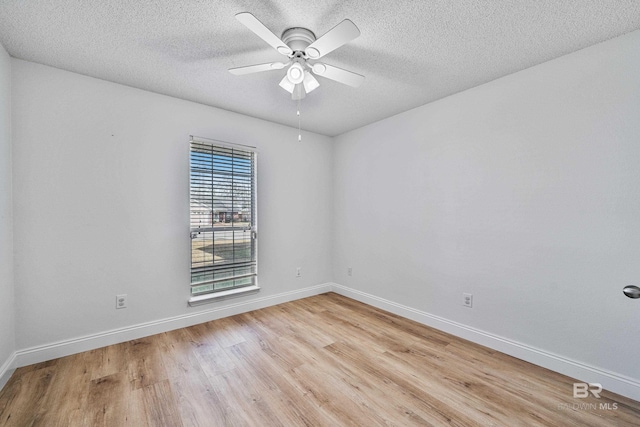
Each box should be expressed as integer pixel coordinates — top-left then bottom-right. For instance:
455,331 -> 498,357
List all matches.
235,12 -> 292,56
312,63 -> 364,87
305,20 -> 360,59
229,62 -> 286,75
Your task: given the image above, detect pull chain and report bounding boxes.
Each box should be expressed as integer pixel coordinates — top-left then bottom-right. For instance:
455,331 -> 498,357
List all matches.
297,99 -> 302,142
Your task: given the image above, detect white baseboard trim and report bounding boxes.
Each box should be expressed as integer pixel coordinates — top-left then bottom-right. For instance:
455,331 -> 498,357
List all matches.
0,351 -> 17,391
14,283 -> 332,369
329,283 -> 640,402
7,282 -> 639,402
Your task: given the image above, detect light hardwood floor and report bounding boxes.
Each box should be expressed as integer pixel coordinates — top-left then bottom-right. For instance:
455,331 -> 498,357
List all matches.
0,292 -> 638,426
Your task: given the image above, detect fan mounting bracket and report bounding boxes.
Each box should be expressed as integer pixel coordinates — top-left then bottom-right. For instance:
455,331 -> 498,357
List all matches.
281,27 -> 316,54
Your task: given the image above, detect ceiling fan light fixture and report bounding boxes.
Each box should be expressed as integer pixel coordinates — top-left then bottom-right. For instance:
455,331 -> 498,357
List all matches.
287,63 -> 305,84
292,83 -> 306,100
231,12 -> 364,102
279,75 -> 295,93
302,71 -> 320,93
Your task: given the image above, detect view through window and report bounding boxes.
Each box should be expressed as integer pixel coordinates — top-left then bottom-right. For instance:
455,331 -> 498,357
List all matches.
189,138 -> 257,298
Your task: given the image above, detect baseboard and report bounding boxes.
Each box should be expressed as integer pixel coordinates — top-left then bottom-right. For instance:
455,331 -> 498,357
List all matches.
9,281 -> 640,401
330,283 -> 640,402
14,283 -> 332,369
0,351 -> 16,391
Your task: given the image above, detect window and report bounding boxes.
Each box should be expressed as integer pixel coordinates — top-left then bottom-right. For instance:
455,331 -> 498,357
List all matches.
189,137 -> 257,304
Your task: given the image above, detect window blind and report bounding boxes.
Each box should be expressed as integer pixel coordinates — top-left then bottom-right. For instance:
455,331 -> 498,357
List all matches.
189,138 -> 257,297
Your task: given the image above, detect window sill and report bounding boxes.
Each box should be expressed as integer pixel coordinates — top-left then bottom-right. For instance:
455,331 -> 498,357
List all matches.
188,284 -> 260,307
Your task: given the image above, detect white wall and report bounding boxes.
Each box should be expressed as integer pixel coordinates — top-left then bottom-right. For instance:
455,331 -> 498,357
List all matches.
12,60 -> 333,353
334,30 -> 640,390
0,42 -> 15,385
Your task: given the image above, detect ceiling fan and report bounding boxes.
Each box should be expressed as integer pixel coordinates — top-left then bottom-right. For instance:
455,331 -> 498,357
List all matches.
229,12 -> 365,100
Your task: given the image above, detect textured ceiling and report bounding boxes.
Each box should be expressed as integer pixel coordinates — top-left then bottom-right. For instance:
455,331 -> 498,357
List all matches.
1,1 -> 640,136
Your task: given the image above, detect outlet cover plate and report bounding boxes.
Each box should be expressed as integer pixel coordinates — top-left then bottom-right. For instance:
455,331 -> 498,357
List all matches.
463,293 -> 473,308
116,294 -> 127,309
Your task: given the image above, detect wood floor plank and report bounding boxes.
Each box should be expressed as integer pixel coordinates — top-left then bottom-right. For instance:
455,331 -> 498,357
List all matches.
0,292 -> 638,426
230,311 -> 308,370
87,341 -> 129,381
84,371 -> 130,427
183,323 -> 236,378
225,340 -> 326,426
156,329 -> 230,426
127,336 -> 168,390
209,366 -> 283,427
275,304 -> 337,348
288,357 -> 388,426
136,380 -> 183,427
0,365 -> 55,426
33,352 -> 92,426
324,340 -> 482,426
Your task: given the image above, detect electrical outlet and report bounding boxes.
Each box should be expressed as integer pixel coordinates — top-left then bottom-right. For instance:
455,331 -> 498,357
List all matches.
347,267 -> 352,276
116,294 -> 127,309
463,293 -> 473,308
296,267 -> 301,277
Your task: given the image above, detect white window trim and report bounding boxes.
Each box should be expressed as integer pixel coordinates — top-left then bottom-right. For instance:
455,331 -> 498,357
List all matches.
188,284 -> 260,306
188,135 -> 259,305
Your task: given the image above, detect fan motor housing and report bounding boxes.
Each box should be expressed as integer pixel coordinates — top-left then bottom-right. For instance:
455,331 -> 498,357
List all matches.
281,27 -> 316,52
